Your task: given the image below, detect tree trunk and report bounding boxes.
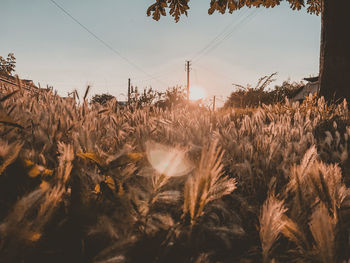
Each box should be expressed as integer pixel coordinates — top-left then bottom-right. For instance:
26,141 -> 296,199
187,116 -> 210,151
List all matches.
319,0 -> 350,103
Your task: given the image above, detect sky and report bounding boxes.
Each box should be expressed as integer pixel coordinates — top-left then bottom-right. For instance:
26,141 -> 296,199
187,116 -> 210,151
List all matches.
1,0 -> 321,103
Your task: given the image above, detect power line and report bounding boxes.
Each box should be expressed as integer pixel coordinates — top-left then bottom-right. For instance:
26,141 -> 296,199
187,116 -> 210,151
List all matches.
191,8 -> 249,62
193,9 -> 260,63
48,0 -> 169,87
199,9 -> 260,60
193,8 -> 261,63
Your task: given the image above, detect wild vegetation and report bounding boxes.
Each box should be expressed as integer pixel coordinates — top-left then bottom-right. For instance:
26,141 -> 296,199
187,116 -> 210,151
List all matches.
0,80 -> 349,262
224,73 -> 303,108
91,86 -> 187,110
0,53 -> 16,76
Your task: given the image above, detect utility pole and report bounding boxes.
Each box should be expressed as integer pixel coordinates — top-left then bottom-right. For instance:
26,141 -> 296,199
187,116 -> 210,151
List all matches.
128,78 -> 131,104
186,60 -> 191,101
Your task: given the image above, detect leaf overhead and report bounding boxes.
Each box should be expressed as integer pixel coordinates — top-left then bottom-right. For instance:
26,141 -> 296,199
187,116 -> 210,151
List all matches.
148,0 -> 321,22
147,0 -> 190,22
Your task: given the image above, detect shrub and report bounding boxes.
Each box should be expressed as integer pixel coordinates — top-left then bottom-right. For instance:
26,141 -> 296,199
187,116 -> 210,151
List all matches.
91,93 -> 115,106
0,53 -> 16,76
224,73 -> 303,108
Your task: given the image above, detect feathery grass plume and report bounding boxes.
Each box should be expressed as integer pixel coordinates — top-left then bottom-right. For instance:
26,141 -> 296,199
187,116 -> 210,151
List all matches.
309,162 -> 347,220
280,216 -> 310,254
259,195 -> 287,263
183,140 -> 236,226
131,171 -> 180,235
0,140 -> 23,175
299,145 -> 318,176
285,145 -> 318,217
0,179 -> 54,246
287,148 -> 347,220
0,182 -> 67,261
57,142 -> 74,183
309,203 -> 336,263
0,77 -> 349,261
37,184 -> 65,225
0,189 -> 43,233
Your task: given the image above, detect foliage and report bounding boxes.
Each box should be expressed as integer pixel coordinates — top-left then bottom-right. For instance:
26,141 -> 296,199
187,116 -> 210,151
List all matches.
127,85 -> 186,109
129,86 -> 163,108
91,93 -> 115,106
147,0 -> 190,22
155,86 -> 187,109
0,53 -> 16,76
147,0 -> 321,22
0,82 -> 349,262
224,73 -> 304,108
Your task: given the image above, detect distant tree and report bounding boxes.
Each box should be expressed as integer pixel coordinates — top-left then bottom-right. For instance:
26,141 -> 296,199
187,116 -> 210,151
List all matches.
272,79 -> 304,100
163,86 -> 186,106
129,87 -> 162,107
155,86 -> 187,109
0,53 -> 16,76
126,86 -> 186,109
224,73 -> 303,108
91,93 -> 115,105
147,0 -> 350,103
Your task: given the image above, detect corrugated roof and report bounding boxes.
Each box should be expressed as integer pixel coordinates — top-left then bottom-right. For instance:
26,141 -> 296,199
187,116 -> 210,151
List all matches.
303,76 -> 319,83
292,81 -> 319,101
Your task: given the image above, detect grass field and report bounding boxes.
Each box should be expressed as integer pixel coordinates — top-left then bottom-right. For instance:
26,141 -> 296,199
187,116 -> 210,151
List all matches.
0,82 -> 349,262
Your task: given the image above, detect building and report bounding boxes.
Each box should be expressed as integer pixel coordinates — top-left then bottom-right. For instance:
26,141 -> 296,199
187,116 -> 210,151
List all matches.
292,76 -> 320,102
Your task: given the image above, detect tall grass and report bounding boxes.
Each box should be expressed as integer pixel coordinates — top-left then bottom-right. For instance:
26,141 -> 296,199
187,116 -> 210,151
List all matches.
0,83 -> 349,262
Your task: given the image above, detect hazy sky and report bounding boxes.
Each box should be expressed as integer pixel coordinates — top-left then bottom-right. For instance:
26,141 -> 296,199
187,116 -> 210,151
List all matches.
2,0 -> 320,102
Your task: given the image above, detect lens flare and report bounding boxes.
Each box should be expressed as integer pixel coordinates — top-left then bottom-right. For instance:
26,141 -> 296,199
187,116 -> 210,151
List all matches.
145,141 -> 193,177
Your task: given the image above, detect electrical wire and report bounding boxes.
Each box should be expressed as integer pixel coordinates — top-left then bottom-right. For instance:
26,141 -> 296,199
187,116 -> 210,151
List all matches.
191,8 -> 249,62
193,8 -> 261,63
48,0 -> 169,87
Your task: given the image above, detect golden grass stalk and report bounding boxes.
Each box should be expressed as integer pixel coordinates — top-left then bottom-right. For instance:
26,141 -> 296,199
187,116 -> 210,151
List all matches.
57,142 -> 74,183
309,203 -> 336,263
183,140 -> 236,226
259,195 -> 287,263
0,140 -> 23,175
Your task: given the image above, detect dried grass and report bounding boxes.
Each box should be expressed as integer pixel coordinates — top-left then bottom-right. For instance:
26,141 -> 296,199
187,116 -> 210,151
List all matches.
0,83 -> 349,262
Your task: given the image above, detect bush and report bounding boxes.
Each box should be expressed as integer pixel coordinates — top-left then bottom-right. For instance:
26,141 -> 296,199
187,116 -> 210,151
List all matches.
155,86 -> 187,109
129,86 -> 162,108
224,73 -> 303,108
91,93 -> 115,106
0,53 -> 16,76
128,85 -> 186,109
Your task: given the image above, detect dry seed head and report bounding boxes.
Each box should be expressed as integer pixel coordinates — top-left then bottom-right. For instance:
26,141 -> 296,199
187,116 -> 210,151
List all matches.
259,195 -> 287,263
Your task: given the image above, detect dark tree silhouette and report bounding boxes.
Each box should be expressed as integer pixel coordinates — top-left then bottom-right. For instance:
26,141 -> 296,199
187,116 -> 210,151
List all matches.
91,93 -> 115,105
147,0 -> 350,103
0,53 -> 16,76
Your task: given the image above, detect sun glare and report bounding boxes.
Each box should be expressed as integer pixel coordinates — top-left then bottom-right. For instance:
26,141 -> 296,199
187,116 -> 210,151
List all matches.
189,86 -> 206,101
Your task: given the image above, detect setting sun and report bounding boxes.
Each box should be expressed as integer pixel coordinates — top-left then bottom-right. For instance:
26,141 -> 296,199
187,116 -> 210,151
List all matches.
189,85 -> 206,101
